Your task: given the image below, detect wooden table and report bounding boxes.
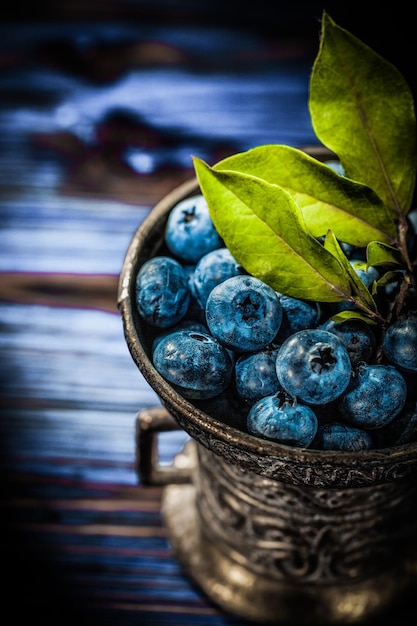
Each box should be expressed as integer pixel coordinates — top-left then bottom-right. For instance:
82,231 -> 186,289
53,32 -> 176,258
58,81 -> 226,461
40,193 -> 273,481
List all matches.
1,6 -> 415,625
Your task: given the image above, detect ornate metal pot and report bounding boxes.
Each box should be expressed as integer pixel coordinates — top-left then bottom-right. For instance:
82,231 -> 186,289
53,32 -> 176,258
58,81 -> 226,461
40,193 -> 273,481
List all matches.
118,150 -> 417,625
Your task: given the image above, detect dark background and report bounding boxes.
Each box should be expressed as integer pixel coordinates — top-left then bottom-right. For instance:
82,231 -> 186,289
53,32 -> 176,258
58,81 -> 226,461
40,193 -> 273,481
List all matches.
2,1 -> 415,81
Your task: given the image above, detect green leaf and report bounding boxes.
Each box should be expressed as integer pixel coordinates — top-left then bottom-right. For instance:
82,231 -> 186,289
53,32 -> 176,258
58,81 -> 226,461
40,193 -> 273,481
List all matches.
323,230 -> 376,311
331,310 -> 378,325
375,270 -> 405,288
193,157 -> 353,303
310,12 -> 417,217
367,241 -> 406,268
215,144 -> 396,246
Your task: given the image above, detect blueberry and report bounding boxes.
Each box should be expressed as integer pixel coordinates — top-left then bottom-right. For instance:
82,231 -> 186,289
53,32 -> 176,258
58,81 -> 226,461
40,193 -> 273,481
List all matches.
152,329 -> 233,399
135,256 -> 190,328
235,347 -> 282,403
350,259 -> 379,288
165,194 -> 222,264
247,392 -> 318,448
276,329 -> 352,405
320,318 -> 376,366
192,247 -> 245,308
383,313 -> 417,373
313,422 -> 374,451
206,275 -> 283,352
275,293 -> 321,341
337,364 -> 407,429
373,401 -> 417,447
152,319 -> 208,353
325,159 -> 345,176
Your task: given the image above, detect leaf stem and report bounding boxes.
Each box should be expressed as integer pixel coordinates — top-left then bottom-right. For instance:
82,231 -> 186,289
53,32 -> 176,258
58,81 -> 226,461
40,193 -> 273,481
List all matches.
397,214 -> 414,272
348,296 -> 387,327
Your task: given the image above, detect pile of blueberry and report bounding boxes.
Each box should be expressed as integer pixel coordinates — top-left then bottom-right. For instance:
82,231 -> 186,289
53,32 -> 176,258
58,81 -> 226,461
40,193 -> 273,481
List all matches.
135,194 -> 417,452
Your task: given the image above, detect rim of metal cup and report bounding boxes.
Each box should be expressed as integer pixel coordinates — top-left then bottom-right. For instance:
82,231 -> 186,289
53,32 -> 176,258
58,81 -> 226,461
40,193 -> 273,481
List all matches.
118,166 -> 417,488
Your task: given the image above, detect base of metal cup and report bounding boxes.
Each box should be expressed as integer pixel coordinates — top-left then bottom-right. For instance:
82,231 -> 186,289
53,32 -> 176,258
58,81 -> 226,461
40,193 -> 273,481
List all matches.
162,441 -> 417,625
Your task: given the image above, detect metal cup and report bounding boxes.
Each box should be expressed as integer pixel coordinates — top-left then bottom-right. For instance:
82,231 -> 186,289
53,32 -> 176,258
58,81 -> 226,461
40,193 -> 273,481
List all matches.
118,154 -> 417,624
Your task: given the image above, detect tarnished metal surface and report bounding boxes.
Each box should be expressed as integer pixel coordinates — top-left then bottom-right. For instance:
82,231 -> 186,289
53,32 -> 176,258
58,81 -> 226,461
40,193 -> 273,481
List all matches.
162,442 -> 417,624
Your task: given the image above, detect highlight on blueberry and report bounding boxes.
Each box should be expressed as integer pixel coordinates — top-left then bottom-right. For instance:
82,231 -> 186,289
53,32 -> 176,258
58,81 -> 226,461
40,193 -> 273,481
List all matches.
337,364 -> 408,429
135,256 -> 190,328
152,329 -> 233,400
164,194 -> 222,264
192,247 -> 245,309
383,313 -> 417,373
205,275 -> 283,352
247,392 -> 318,448
275,329 -> 352,405
234,347 -> 282,404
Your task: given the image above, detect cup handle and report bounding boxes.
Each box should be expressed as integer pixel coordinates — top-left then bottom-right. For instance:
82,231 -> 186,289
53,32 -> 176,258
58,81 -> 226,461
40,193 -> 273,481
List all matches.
135,406 -> 194,486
